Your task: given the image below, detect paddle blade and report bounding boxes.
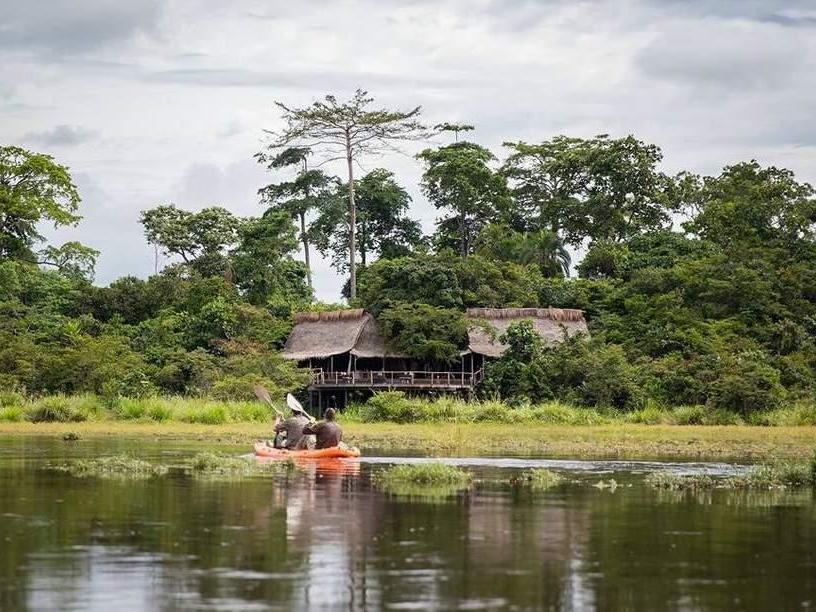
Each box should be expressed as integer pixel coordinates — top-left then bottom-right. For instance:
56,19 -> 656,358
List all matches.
253,384 -> 274,407
286,393 -> 305,413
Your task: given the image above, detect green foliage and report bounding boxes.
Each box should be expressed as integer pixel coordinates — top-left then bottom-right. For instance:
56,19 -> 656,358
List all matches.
418,141 -> 510,256
0,146 -> 81,260
309,168 -> 424,273
356,253 -> 541,315
26,396 -> 90,423
0,406 -> 23,422
379,303 -> 469,363
502,135 -> 673,245
647,461 -> 816,490
373,463 -> 472,497
60,455 -> 168,479
475,224 -> 570,278
353,392 -> 610,425
484,327 -> 642,410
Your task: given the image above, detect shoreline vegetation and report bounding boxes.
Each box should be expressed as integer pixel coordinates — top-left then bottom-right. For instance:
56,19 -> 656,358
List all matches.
2,419 -> 816,460
3,391 -> 816,427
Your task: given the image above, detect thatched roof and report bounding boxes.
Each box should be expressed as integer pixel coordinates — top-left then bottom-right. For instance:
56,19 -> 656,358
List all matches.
465,307 -> 588,358
351,315 -> 407,359
282,309 -> 404,360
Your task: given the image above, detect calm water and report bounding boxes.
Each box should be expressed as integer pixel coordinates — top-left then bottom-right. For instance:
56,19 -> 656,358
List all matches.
1,438 -> 815,611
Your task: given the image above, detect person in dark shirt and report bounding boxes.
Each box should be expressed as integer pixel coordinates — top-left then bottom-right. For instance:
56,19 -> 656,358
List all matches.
273,405 -> 314,450
302,408 -> 343,449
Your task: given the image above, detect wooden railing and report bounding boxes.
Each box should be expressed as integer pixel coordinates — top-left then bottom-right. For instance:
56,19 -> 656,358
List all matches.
310,369 -> 483,388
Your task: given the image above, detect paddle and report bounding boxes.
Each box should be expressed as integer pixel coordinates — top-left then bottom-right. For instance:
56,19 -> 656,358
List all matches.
253,384 -> 284,420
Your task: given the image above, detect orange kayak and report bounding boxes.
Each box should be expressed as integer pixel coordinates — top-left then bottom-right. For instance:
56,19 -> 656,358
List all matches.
254,442 -> 361,459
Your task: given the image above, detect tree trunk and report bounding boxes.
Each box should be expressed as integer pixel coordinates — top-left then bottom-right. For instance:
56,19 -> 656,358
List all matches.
300,211 -> 312,288
345,132 -> 357,300
459,204 -> 467,257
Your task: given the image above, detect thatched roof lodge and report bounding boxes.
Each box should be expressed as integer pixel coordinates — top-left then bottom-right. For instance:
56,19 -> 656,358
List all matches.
465,307 -> 588,358
281,309 -> 404,362
282,307 -> 588,363
282,306 -> 588,411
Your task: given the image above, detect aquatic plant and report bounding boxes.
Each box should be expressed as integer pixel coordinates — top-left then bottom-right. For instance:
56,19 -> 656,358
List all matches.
647,461 -> 816,491
518,468 -> 564,491
61,455 -> 168,479
645,472 -> 718,490
373,463 -> 472,498
188,452 -> 293,476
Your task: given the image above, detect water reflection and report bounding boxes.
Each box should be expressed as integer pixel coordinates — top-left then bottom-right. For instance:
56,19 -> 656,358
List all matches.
0,442 -> 815,610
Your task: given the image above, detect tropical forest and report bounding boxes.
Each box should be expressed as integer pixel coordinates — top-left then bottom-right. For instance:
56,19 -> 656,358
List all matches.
2,93 -> 816,429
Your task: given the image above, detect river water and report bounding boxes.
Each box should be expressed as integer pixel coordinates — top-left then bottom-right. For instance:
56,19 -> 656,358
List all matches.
1,437 -> 815,611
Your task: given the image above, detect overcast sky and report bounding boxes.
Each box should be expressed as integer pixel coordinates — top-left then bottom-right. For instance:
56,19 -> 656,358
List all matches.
3,0 -> 816,301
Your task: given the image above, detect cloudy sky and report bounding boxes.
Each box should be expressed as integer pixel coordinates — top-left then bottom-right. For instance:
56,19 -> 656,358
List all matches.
3,0 -> 816,301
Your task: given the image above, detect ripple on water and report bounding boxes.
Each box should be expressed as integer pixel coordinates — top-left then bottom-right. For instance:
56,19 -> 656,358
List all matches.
360,456 -> 749,476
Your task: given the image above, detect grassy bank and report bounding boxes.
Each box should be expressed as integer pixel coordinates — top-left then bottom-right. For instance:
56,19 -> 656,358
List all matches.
4,391 -> 816,428
2,421 -> 816,460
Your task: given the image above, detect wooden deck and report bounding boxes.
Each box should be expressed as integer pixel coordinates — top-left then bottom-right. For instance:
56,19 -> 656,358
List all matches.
309,369 -> 483,391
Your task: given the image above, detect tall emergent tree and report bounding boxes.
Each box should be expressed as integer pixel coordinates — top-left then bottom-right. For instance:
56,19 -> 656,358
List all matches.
0,145 -> 99,279
267,89 -> 427,299
256,146 -> 335,288
502,135 -> 672,245
310,168 -> 424,273
417,142 -> 510,257
140,205 -> 243,277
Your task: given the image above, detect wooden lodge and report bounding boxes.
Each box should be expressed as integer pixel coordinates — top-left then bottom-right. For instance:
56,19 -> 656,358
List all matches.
281,307 -> 588,412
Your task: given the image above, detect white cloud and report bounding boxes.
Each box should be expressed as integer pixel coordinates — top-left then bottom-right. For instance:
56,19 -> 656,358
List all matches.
6,0 -> 816,300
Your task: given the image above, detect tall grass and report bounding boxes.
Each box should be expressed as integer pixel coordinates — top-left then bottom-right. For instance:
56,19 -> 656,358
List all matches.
2,389 -> 816,427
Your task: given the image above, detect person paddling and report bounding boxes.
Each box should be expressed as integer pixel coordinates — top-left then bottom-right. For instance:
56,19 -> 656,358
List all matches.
302,408 -> 343,449
273,404 -> 314,450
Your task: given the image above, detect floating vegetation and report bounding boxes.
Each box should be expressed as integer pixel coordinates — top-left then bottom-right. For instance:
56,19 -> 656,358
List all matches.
645,472 -> 718,490
592,479 -> 619,491
188,452 -> 294,477
647,460 -> 816,491
62,431 -> 81,441
373,463 -> 472,498
517,468 -> 564,491
57,455 -> 168,479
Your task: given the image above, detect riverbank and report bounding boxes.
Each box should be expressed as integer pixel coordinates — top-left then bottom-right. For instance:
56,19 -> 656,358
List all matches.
1,421 -> 814,460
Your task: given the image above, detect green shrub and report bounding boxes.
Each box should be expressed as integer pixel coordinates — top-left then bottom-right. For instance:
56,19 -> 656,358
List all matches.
529,403 -> 609,425
670,405 -> 707,425
26,396 -> 87,423
179,403 -> 230,425
360,391 -> 424,423
229,401 -> 271,423
0,405 -> 23,422
0,390 -> 24,407
625,404 -> 665,424
146,401 -> 174,422
750,403 -> 816,426
116,398 -> 147,420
